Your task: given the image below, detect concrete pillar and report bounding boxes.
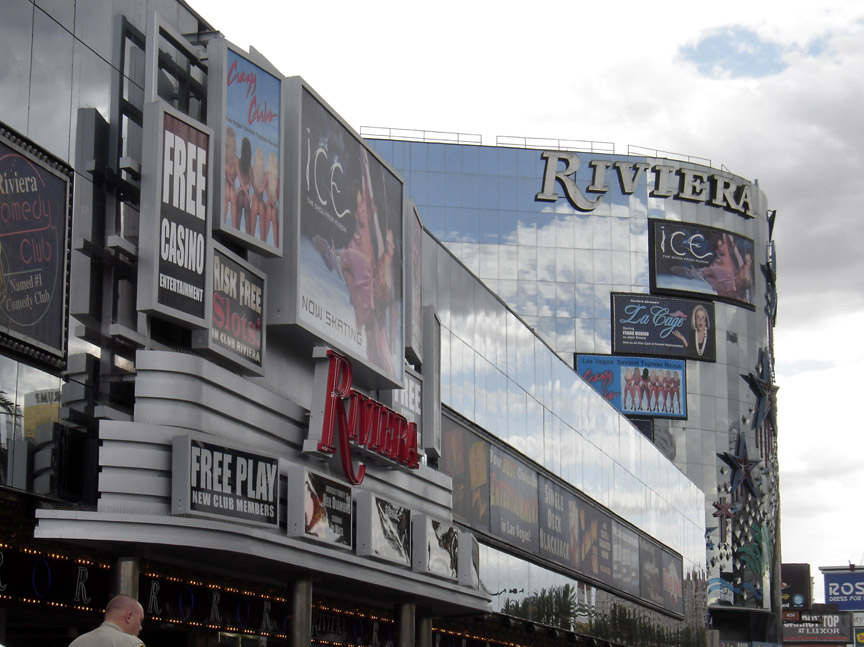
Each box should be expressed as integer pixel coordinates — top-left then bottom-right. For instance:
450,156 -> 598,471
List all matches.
292,579 -> 313,647
115,557 -> 139,598
417,615 -> 433,647
398,602 -> 416,647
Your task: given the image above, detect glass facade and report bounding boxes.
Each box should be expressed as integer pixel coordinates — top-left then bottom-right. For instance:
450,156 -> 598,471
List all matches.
0,2 -> 777,644
371,138 -> 779,615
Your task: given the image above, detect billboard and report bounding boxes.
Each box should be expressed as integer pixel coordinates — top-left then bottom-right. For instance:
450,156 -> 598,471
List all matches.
357,492 -> 412,567
440,415 -> 684,614
138,102 -> 212,328
612,293 -> 716,362
489,445 -> 539,554
192,243 -> 265,375
273,81 -> 404,387
782,563 -> 812,609
649,219 -> 756,308
0,124 -> 72,368
207,39 -> 283,256
171,435 -> 279,527
576,354 -> 687,418
783,612 -> 853,643
286,466 -> 352,549
825,571 -> 864,611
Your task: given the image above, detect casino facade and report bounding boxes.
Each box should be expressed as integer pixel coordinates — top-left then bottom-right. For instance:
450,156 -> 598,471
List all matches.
0,2 -> 778,647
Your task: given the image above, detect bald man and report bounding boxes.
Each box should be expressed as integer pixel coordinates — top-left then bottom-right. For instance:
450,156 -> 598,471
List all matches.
69,594 -> 146,647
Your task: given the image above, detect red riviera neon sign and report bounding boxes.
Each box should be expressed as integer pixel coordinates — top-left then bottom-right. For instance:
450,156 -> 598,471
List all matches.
305,349 -> 419,485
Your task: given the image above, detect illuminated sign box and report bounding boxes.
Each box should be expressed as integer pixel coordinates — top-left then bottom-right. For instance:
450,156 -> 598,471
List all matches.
138,102 -> 213,329
612,292 -> 716,362
267,79 -> 404,389
171,435 -> 279,528
411,514 -> 458,581
356,491 -> 411,567
206,38 -> 284,257
0,122 -> 72,370
576,354 -> 687,419
649,218 -> 756,309
192,242 -> 266,375
285,465 -> 353,550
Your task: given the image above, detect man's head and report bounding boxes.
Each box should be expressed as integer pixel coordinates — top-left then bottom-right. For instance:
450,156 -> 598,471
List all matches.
105,594 -> 144,635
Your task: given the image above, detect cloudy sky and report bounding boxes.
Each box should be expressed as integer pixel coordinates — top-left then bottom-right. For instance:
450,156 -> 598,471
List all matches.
191,0 -> 864,600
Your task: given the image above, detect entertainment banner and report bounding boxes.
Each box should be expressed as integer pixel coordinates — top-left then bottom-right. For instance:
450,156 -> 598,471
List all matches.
639,538 -> 665,607
576,354 -> 687,419
297,469 -> 352,548
613,522 -> 640,597
295,86 -> 404,385
357,493 -> 411,567
649,219 -> 756,308
489,445 -> 539,555
192,243 -> 265,374
0,127 -> 71,366
661,547 -> 685,615
208,40 -> 283,255
441,419 -> 490,532
612,293 -> 716,362
138,103 -> 211,328
572,495 -> 613,587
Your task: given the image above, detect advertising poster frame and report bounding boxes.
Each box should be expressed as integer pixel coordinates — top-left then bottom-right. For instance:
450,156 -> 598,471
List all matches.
0,123 -> 72,370
191,241 -> 266,375
576,354 -> 687,419
206,38 -> 284,257
271,79 -> 404,388
649,218 -> 756,309
612,292 -> 716,362
138,101 -> 213,329
171,434 -> 279,528
285,465 -> 353,549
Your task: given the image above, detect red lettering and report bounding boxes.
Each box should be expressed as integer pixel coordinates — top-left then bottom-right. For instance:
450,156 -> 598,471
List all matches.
316,351 -> 420,484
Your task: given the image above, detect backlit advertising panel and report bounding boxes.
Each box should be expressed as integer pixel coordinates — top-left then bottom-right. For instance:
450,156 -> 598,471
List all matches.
576,354 -> 687,419
612,293 -> 716,362
661,548 -> 684,615
613,522 -> 640,597
640,538 -> 665,607
357,492 -> 411,567
0,125 -> 71,368
825,571 -> 864,611
280,82 -> 404,386
208,39 -> 283,256
171,435 -> 279,527
783,612 -> 852,643
782,563 -> 812,609
138,102 -> 212,328
287,467 -> 352,549
192,243 -> 265,374
441,419 -> 490,532
538,475 -> 576,569
489,445 -> 539,555
572,495 -> 613,587
649,219 -> 756,308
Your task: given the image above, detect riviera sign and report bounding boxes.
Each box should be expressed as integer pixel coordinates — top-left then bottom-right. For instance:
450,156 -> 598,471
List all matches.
535,151 -> 756,219
305,349 -> 420,484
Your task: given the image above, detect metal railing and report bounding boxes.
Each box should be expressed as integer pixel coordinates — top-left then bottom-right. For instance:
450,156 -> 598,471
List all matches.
496,135 -> 614,154
360,126 -> 482,145
627,145 -> 711,167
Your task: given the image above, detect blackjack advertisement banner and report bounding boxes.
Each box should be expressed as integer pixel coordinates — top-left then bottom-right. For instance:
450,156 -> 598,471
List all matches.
649,218 -> 756,309
0,125 -> 71,367
612,292 -> 716,362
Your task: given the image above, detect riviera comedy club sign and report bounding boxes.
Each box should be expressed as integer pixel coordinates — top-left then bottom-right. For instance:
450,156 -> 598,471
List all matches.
305,349 -> 419,485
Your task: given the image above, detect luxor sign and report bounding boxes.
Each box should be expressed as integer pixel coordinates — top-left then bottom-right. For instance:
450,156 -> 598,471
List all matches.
305,348 -> 420,485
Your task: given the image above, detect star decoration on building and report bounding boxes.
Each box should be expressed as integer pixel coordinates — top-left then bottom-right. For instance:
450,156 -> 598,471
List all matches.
718,433 -> 761,498
712,497 -> 738,544
741,348 -> 778,433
